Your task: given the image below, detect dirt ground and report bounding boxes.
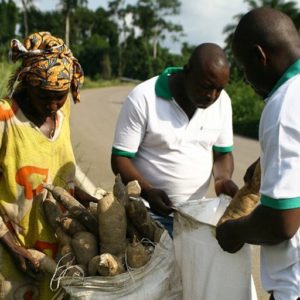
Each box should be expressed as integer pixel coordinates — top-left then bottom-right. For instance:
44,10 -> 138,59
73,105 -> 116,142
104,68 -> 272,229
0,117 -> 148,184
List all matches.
70,86 -> 269,300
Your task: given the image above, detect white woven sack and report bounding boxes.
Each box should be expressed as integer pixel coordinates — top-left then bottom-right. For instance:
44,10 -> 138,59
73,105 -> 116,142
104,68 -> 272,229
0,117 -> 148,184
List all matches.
59,231 -> 182,300
173,195 -> 257,300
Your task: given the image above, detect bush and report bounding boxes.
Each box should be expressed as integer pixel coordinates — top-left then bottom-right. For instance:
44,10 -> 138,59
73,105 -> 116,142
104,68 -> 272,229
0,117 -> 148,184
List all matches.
0,61 -> 18,98
226,79 -> 264,140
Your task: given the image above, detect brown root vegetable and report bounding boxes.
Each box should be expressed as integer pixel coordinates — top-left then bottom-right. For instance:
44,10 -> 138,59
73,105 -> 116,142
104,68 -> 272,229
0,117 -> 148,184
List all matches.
55,226 -> 75,265
126,218 -> 142,240
57,216 -> 86,236
71,231 -> 98,267
97,253 -> 125,276
125,199 -> 164,243
87,255 -> 101,276
43,184 -> 98,235
217,163 -> 261,225
27,249 -> 57,275
126,236 -> 151,268
113,174 -> 128,205
42,192 -> 62,231
98,192 -> 127,256
126,180 -> 141,198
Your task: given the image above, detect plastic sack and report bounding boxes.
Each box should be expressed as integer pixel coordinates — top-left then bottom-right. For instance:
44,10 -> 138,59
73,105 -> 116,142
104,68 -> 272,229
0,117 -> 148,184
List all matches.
58,231 -> 182,300
173,195 -> 258,300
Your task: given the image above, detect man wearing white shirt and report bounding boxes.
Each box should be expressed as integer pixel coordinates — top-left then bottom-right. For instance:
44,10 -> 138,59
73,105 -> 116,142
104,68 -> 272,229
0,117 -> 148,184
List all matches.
111,43 -> 238,233
216,8 -> 300,300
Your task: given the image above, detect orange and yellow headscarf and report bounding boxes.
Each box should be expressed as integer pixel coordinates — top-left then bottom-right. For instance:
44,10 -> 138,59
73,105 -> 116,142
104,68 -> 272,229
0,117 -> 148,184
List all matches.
9,31 -> 84,103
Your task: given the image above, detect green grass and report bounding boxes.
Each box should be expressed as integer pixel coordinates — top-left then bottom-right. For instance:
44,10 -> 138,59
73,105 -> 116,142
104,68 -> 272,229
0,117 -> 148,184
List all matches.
82,77 -> 135,89
0,62 -> 17,98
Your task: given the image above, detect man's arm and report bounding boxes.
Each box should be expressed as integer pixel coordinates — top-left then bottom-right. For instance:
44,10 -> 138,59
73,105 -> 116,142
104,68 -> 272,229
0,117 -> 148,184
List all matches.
216,205 -> 300,253
213,151 -> 238,198
111,154 -> 173,216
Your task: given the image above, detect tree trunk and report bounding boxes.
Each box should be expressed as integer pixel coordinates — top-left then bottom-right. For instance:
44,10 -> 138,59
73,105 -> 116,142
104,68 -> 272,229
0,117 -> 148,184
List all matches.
65,11 -> 70,46
21,0 -> 29,37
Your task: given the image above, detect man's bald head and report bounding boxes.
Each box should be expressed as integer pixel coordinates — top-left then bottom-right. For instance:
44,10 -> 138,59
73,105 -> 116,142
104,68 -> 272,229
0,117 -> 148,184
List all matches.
232,7 -> 300,97
233,7 -> 300,63
187,43 -> 229,74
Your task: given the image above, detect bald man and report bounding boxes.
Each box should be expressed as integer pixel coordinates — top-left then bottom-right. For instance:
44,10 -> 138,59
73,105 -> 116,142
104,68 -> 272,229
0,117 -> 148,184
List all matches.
216,8 -> 300,300
111,43 -> 238,234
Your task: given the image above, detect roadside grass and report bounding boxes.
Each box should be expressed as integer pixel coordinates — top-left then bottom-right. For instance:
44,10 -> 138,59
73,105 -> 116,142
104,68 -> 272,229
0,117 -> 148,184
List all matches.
83,77 -> 137,89
0,62 -> 17,98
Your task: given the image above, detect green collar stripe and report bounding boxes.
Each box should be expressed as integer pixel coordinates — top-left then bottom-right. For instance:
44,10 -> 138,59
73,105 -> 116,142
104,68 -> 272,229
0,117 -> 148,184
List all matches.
155,67 -> 183,100
268,59 -> 300,97
261,194 -> 300,210
112,147 -> 136,158
213,145 -> 233,153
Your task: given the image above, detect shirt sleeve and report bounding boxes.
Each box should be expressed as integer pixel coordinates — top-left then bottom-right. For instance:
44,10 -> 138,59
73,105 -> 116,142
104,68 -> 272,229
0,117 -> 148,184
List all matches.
213,91 -> 234,153
260,101 -> 300,209
112,92 -> 147,158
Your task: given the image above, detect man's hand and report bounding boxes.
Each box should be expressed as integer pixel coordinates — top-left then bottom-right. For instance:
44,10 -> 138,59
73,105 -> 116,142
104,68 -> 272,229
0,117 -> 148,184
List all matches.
142,188 -> 174,217
215,178 -> 239,198
216,220 -> 244,253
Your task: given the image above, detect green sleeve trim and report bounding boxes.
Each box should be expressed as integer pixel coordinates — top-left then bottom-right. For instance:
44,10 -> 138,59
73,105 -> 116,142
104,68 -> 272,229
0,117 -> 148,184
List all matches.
261,194 -> 300,210
112,147 -> 136,158
213,145 -> 233,153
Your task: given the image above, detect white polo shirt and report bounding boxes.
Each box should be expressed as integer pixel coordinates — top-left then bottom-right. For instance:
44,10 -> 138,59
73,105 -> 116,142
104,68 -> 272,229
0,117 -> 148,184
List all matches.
259,60 -> 300,300
112,67 -> 233,206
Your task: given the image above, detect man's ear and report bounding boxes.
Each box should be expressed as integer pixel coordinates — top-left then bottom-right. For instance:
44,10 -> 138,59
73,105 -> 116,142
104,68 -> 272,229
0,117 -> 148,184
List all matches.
253,44 -> 267,66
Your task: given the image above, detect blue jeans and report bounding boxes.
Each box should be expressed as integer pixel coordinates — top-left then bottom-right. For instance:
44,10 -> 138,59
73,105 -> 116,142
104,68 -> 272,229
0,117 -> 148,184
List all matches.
148,210 -> 173,238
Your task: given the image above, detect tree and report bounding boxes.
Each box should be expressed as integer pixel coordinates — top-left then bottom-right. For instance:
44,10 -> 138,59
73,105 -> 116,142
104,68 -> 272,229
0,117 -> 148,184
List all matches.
223,0 -> 300,77
0,0 -> 19,58
108,0 -> 132,76
20,0 -> 35,37
19,8 -> 64,39
130,0 -> 183,59
58,0 -> 88,46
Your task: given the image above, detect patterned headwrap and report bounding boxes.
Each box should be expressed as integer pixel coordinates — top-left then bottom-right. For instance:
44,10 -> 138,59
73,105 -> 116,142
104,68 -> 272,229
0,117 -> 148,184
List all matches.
9,31 -> 84,103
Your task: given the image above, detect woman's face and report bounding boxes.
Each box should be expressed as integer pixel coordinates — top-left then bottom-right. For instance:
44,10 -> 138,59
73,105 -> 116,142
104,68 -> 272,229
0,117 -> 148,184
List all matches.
27,86 -> 69,117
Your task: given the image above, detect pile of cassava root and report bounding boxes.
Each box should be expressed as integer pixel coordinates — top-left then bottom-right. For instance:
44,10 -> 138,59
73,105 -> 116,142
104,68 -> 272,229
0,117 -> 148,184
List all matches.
29,175 -> 164,279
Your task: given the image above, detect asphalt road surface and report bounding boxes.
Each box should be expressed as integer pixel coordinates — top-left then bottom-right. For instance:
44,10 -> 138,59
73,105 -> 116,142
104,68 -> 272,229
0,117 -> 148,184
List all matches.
70,86 -> 268,300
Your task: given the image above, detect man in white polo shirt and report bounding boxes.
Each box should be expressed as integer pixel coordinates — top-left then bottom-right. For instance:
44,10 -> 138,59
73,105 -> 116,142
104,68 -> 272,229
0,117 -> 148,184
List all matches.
111,43 -> 238,232
216,8 -> 300,300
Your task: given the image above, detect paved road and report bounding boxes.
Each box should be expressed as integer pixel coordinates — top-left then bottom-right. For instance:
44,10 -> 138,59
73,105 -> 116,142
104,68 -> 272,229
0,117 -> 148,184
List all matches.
70,86 -> 268,300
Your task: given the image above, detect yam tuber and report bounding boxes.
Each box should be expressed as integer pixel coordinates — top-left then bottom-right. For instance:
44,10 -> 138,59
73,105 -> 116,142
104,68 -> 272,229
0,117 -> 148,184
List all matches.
87,255 -> 101,276
97,192 -> 127,256
113,174 -> 128,205
43,184 -> 98,235
42,191 -> 61,231
126,236 -> 151,268
71,231 -> 98,267
27,249 -> 57,275
98,253 -> 125,276
217,162 -> 261,225
56,216 -> 86,236
126,180 -> 142,198
126,198 -> 164,243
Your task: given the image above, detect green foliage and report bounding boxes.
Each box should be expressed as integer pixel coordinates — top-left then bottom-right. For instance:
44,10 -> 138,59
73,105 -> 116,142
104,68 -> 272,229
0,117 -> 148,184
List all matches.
223,0 -> 300,77
0,0 -> 19,59
19,8 -> 65,39
75,34 -> 111,79
0,61 -> 18,98
227,79 -> 264,139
